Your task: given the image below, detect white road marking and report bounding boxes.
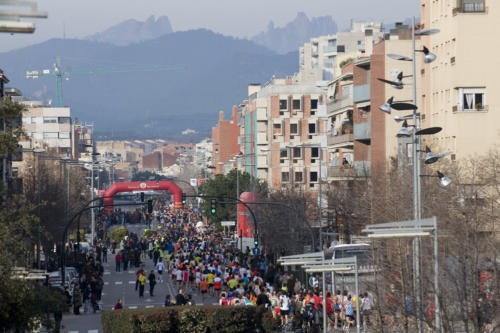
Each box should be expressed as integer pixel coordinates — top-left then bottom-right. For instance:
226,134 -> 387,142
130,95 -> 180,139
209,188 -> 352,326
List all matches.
128,306 -> 138,309
114,281 -> 123,285
145,305 -> 154,308
104,282 -> 109,285
104,271 -> 111,275
129,281 -> 135,284
88,330 -> 99,333
128,270 -> 135,274
68,331 -> 79,333
146,298 -> 152,302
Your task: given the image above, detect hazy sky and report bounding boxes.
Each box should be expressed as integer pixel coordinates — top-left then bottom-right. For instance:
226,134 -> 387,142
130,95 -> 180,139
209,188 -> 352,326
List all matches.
0,0 -> 419,52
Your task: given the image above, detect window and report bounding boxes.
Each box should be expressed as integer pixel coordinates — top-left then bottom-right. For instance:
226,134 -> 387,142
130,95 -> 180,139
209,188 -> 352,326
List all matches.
342,84 -> 352,97
59,132 -> 70,139
43,132 -> 58,138
295,172 -> 303,182
463,0 -> 485,12
459,88 -> 485,111
308,123 -> 316,134
58,117 -> 71,124
292,99 -> 301,110
310,171 -> 318,182
311,147 -> 319,158
22,117 -> 31,124
311,99 -> 318,110
279,99 -> 288,110
290,123 -> 298,134
280,150 -> 288,158
43,117 -> 57,124
293,147 -> 301,158
281,172 -> 289,182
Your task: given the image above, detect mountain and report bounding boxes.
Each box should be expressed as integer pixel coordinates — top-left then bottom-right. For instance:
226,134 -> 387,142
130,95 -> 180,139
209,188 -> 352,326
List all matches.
251,12 -> 338,54
0,29 -> 297,140
85,15 -> 174,46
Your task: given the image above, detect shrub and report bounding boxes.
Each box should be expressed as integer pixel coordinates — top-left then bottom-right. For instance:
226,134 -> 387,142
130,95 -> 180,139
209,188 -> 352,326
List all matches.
142,229 -> 157,239
102,305 -> 275,333
70,229 -> 85,242
108,227 -> 128,244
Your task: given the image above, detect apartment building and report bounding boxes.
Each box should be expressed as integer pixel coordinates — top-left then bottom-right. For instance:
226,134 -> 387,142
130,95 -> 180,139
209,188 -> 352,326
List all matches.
239,78 -> 327,191
420,0 -> 498,159
297,21 -> 384,83
211,108 -> 240,175
19,101 -> 72,156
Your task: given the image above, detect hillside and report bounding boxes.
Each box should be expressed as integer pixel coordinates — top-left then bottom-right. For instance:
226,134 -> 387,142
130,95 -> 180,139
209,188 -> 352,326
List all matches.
251,12 -> 338,54
0,29 -> 298,140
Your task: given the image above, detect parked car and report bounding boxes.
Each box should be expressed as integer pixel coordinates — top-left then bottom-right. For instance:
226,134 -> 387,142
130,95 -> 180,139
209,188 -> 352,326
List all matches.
48,268 -> 77,289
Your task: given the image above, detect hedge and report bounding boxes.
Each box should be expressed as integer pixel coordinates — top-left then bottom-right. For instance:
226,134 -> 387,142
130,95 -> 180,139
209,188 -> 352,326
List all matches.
108,227 -> 128,244
142,229 -> 158,239
102,305 -> 280,333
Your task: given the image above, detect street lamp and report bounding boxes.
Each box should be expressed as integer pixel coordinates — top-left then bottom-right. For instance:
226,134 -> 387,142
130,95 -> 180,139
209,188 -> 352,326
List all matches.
376,19 -> 442,333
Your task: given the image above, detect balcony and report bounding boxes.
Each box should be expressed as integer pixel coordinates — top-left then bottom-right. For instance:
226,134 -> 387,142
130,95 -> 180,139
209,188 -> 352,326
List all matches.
327,133 -> 354,146
353,83 -> 370,103
354,122 -> 371,141
452,105 -> 489,113
327,96 -> 353,115
328,165 -> 355,178
323,46 -> 337,53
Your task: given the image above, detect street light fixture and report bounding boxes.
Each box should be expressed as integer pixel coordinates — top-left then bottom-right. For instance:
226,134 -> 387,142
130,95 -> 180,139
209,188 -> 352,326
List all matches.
437,171 -> 452,187
379,97 -> 394,114
423,146 -> 452,165
396,120 -> 411,138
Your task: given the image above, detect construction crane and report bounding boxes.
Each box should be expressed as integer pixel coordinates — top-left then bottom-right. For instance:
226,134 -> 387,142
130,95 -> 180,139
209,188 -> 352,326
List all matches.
26,56 -> 185,107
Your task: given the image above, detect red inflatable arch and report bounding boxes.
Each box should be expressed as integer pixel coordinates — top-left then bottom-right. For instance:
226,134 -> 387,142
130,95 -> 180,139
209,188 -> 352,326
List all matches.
102,181 -> 183,213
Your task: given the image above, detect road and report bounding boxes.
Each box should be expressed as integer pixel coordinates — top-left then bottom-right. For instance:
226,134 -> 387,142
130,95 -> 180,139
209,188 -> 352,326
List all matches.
60,222 -> 218,333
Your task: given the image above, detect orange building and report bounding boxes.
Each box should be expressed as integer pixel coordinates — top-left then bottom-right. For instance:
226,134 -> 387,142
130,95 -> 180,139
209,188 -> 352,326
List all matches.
211,107 -> 240,174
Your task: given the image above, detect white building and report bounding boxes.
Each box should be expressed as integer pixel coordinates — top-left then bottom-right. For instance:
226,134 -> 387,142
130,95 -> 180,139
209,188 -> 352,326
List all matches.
20,101 -> 72,156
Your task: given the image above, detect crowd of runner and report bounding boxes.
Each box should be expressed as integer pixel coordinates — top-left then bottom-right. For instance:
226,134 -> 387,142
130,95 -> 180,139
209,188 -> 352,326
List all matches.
110,203 -> 376,332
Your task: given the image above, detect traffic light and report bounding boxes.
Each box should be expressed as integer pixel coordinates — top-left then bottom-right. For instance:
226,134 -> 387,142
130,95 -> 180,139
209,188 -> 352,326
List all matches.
147,199 -> 153,214
254,239 -> 259,247
210,199 -> 216,215
182,193 -> 186,205
140,192 -> 145,202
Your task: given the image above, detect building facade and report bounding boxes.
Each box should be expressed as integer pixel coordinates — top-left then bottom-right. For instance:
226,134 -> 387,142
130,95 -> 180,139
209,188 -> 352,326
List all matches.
211,108 -> 240,175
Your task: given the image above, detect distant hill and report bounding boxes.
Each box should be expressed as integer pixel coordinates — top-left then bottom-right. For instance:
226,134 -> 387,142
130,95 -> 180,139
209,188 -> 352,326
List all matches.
0,29 -> 297,140
85,15 -> 174,46
251,12 -> 338,54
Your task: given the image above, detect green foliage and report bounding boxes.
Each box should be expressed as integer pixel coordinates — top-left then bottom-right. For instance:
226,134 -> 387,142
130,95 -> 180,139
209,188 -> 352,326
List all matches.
108,227 -> 128,243
0,100 -> 25,159
132,171 -> 168,182
102,306 -> 276,333
198,169 -> 267,223
70,229 -> 86,241
142,229 -> 158,239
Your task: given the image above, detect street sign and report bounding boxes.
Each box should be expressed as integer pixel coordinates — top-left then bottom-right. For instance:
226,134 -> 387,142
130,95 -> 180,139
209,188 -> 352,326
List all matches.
193,207 -> 198,213
309,276 -> 319,288
252,247 -> 261,255
190,178 -> 197,187
221,221 -> 235,226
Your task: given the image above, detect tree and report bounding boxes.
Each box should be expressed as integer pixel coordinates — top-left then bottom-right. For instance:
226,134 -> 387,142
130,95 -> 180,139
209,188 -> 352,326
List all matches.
131,171 -> 168,182
0,100 -> 67,331
197,169 -> 267,224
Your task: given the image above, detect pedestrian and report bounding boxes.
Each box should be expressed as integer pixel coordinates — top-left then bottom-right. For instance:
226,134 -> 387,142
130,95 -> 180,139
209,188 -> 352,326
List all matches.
53,310 -> 63,332
148,270 -> 156,297
138,271 -> 146,297
175,289 -> 187,305
135,267 -> 144,291
156,259 -> 164,283
102,245 -> 108,263
164,294 -> 172,306
82,284 -> 91,313
115,252 -> 122,272
114,298 -> 123,310
73,285 -> 82,315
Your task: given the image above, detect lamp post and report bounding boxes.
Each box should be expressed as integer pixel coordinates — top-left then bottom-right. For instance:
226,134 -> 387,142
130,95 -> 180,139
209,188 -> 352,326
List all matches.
377,19 -> 444,333
28,148 -> 46,269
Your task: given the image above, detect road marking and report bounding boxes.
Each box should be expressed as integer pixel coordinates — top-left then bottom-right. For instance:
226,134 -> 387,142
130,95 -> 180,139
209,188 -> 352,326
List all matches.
68,331 -> 79,333
146,298 -> 152,302
145,305 -> 154,308
129,281 -> 135,284
114,281 -> 123,285
128,270 -> 135,274
104,271 -> 111,275
104,282 -> 109,285
128,306 -> 138,309
88,330 -> 98,333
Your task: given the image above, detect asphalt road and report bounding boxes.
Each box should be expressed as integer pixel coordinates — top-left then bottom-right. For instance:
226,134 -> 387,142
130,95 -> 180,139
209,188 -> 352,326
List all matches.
60,222 -> 218,333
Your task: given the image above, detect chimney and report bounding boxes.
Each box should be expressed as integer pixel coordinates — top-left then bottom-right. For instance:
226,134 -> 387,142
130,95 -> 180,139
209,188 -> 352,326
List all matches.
219,110 -> 224,122
232,106 -> 238,124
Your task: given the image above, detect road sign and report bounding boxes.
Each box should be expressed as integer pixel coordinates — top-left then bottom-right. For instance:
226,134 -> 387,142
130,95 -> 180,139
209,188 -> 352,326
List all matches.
221,221 -> 235,226
309,276 -> 319,288
252,247 -> 261,255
